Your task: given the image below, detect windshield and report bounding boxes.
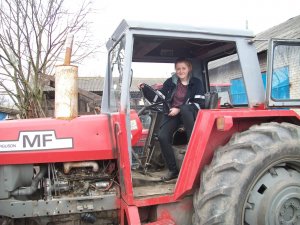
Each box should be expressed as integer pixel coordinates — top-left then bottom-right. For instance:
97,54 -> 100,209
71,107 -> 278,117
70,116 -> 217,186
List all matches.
208,54 -> 245,106
109,36 -> 126,112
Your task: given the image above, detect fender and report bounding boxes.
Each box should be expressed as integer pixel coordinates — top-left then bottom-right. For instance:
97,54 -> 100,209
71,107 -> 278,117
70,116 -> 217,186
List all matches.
174,108 -> 300,199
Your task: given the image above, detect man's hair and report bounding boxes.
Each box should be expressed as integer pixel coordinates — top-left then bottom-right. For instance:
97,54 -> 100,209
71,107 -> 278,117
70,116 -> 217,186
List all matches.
174,57 -> 192,70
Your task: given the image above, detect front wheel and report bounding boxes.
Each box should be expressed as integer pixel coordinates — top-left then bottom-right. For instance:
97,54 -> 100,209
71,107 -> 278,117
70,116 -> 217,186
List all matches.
193,122 -> 300,225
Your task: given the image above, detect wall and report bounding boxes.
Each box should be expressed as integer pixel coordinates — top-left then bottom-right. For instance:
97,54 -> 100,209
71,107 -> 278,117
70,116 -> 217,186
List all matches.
209,59 -> 242,84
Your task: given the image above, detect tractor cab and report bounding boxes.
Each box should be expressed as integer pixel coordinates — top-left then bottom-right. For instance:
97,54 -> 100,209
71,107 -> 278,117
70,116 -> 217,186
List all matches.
102,20 -> 266,196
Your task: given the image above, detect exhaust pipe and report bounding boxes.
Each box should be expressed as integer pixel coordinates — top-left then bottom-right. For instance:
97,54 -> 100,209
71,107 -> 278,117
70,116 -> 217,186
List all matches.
63,161 -> 99,174
55,34 -> 78,119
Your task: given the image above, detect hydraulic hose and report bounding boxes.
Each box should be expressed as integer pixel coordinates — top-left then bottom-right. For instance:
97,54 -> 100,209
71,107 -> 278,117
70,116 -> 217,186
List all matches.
11,166 -> 47,196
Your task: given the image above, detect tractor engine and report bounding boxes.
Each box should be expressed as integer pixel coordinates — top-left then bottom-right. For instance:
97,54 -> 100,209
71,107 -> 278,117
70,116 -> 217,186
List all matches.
44,161 -> 115,199
0,161 -> 119,225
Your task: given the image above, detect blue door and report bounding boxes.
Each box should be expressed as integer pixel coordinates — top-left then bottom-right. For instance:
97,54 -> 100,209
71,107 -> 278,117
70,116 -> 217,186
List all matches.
230,78 -> 248,104
0,112 -> 7,120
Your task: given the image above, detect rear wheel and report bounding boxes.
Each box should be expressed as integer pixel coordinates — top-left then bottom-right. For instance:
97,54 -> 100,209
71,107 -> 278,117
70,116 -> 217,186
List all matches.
193,122 -> 300,225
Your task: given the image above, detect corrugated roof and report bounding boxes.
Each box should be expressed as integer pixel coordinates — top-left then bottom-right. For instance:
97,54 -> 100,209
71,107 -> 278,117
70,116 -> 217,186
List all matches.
130,77 -> 165,91
43,76 -> 103,92
44,76 -> 166,92
0,106 -> 19,114
78,77 -> 103,92
254,15 -> 300,52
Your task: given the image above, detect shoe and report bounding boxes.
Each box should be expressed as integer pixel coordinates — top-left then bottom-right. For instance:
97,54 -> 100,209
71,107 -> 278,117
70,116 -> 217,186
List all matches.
161,170 -> 179,182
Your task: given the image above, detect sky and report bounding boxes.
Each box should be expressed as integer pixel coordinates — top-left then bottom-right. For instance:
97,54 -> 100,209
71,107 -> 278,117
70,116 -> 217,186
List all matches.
76,0 -> 300,77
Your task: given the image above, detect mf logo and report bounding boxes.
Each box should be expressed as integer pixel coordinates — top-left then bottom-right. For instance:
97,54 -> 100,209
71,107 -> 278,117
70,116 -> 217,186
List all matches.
0,131 -> 73,152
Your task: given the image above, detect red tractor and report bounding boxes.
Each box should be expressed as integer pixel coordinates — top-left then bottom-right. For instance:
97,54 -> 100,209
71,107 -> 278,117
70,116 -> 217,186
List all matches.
1,20 -> 300,225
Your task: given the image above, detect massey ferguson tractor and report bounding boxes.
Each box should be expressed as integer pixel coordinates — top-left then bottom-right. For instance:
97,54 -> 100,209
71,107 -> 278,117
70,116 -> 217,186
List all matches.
1,20 -> 300,225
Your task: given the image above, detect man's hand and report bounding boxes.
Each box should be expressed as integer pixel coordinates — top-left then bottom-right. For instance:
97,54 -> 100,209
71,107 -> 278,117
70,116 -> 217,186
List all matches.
168,107 -> 180,116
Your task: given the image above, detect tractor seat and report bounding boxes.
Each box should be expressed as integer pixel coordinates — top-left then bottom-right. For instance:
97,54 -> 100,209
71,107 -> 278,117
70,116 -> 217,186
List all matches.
171,92 -> 220,149
172,124 -> 187,146
204,91 -> 219,109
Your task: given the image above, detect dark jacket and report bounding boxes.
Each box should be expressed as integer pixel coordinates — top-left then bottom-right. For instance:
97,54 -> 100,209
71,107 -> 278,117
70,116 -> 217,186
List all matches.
159,74 -> 205,111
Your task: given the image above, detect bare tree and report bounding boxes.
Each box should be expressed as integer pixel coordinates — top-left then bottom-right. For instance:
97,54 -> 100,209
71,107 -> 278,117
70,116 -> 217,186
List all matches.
0,0 -> 98,118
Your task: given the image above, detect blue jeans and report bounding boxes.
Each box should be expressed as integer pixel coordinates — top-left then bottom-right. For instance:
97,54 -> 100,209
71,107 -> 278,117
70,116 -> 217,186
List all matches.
158,104 -> 197,172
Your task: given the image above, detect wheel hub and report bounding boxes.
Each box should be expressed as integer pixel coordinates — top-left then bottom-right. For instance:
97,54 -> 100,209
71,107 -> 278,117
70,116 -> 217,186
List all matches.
273,189 -> 300,225
245,167 -> 300,225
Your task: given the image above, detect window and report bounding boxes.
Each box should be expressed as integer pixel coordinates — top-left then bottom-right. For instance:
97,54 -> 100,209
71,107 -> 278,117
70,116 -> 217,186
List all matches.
270,44 -> 300,102
207,45 -> 244,106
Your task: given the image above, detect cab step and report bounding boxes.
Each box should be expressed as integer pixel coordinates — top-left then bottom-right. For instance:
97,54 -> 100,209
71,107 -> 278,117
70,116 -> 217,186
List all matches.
144,218 -> 175,225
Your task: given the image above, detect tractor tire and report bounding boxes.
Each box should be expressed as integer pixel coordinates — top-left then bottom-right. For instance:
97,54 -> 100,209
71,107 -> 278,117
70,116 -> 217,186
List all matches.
193,122 -> 300,225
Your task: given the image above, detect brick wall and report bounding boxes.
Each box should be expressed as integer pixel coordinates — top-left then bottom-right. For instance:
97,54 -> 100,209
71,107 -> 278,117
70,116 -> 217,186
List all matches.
208,57 -> 244,84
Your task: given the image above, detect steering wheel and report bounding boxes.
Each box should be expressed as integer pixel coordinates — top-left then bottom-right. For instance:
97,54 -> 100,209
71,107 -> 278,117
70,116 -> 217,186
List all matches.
138,83 -> 169,116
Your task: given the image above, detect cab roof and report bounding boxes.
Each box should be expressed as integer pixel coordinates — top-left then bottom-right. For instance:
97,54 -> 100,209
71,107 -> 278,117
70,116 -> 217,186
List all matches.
106,19 -> 254,50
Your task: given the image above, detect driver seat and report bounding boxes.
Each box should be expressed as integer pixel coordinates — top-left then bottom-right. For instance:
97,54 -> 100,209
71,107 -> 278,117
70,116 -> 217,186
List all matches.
172,91 -> 219,145
139,83 -> 219,170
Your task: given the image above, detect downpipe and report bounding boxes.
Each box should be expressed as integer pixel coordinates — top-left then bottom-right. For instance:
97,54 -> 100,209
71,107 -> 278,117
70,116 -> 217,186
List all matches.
11,166 -> 47,196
